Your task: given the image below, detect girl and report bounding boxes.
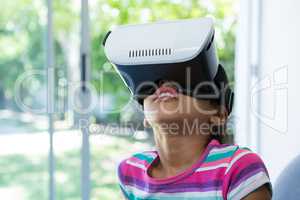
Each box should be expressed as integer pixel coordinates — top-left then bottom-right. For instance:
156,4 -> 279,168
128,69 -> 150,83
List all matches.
117,66 -> 272,200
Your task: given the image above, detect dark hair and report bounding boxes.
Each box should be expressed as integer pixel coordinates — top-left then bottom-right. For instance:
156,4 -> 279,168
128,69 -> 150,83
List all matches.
213,65 -> 234,115
209,65 -> 233,144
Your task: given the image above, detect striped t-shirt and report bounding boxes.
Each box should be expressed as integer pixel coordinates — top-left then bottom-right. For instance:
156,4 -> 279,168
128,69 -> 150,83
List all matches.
117,139 -> 272,200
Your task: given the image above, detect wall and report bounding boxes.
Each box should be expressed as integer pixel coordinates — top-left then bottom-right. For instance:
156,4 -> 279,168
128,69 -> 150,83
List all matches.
259,0 -> 300,182
235,0 -> 300,183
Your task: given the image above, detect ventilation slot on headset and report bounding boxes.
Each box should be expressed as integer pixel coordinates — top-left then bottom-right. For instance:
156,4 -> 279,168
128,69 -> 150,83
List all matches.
129,48 -> 172,58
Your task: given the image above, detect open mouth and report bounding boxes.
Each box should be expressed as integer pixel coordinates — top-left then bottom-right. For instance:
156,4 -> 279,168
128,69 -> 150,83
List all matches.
154,85 -> 178,102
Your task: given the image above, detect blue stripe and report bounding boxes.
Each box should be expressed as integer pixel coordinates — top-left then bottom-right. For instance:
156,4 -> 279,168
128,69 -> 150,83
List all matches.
133,153 -> 155,163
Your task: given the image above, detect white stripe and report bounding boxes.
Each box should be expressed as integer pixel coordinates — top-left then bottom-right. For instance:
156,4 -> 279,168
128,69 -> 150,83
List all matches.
126,160 -> 146,170
124,185 -> 223,198
225,151 -> 253,174
195,163 -> 229,172
228,171 -> 270,200
209,145 -> 237,155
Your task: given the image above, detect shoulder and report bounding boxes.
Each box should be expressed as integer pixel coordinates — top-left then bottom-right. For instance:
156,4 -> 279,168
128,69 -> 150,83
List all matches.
220,144 -> 272,200
117,150 -> 157,183
224,145 -> 269,178
205,142 -> 267,171
206,143 -> 240,163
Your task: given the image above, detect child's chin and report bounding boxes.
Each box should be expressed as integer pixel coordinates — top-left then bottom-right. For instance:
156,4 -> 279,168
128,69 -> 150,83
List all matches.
148,113 -> 184,125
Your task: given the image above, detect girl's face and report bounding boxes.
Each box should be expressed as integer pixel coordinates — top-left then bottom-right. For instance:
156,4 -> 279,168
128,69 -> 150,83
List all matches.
143,82 -> 220,130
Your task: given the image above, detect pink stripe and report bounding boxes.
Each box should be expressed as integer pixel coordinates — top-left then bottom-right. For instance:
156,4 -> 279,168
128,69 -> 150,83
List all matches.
185,168 -> 227,181
229,153 -> 264,181
121,162 -> 228,184
222,150 -> 264,199
120,160 -> 146,178
129,157 -> 149,166
234,148 -> 250,155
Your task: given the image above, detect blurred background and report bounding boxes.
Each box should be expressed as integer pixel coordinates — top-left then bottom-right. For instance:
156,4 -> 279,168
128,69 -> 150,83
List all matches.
0,0 -> 299,199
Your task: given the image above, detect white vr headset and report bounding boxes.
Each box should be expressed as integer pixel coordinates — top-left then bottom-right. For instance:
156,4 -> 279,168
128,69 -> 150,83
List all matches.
102,18 -> 234,114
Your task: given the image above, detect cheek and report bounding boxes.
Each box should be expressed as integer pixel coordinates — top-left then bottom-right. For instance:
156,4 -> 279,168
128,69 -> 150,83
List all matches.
143,97 -> 154,112
143,97 -> 186,122
143,99 -> 158,120
143,94 -> 193,114
176,97 -> 216,120
143,94 -> 214,120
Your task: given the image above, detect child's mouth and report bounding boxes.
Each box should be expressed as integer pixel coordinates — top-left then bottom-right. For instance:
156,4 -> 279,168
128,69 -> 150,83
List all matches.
154,86 -> 178,102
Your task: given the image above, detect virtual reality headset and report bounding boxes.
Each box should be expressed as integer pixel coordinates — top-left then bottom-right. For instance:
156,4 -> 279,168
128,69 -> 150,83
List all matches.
102,18 -> 234,114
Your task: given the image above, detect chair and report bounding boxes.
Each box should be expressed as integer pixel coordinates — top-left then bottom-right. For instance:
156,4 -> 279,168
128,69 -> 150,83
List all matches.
273,154 -> 300,200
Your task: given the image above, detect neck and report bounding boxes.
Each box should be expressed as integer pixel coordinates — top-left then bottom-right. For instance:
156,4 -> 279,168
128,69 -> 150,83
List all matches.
151,122 -> 211,178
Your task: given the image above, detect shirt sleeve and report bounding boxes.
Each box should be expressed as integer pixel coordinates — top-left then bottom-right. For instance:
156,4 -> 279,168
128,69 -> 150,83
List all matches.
222,148 -> 272,200
117,159 -> 130,200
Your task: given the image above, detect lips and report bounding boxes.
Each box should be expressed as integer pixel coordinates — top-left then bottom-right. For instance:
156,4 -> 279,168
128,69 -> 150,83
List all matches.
154,86 -> 178,102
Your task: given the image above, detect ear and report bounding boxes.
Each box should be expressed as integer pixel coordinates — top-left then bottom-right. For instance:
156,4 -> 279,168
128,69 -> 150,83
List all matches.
209,105 -> 228,133
209,116 -> 226,126
209,105 -> 228,124
143,118 -> 151,128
